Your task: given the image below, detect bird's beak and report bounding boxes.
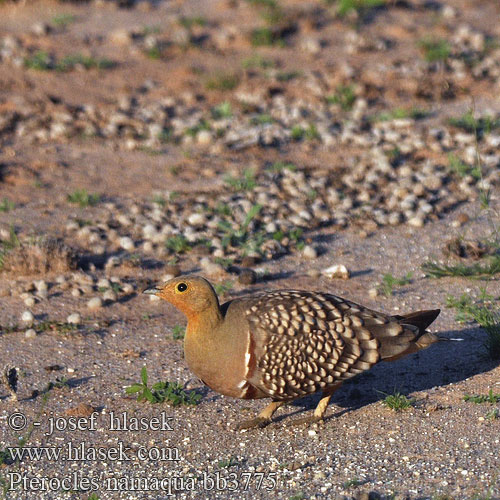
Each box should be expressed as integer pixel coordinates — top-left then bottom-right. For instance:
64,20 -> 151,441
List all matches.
143,287 -> 161,295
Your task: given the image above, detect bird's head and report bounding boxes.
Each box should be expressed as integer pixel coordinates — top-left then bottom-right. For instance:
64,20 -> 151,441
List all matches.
143,275 -> 220,319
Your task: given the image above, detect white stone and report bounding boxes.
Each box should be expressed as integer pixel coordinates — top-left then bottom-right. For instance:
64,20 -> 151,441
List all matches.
197,130 -> 213,145
24,297 -> 36,307
119,236 -> 135,251
321,264 -> 350,280
25,329 -> 37,339
21,311 -> 34,323
87,297 -> 103,310
67,313 -> 81,325
302,245 -> 318,260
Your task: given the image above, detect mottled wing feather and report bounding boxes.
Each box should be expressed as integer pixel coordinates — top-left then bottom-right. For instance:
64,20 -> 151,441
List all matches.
243,290 -> 391,400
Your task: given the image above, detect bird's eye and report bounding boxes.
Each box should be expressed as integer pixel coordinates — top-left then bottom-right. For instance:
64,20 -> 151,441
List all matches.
176,282 -> 188,293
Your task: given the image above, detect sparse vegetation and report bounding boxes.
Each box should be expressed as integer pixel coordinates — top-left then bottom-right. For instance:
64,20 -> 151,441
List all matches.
291,123 -> 320,141
326,85 -> 356,111
179,16 -> 207,29
372,107 -> 430,122
0,198 -> 14,213
67,189 -> 101,207
224,169 -> 257,191
126,367 -> 202,405
172,324 -> 185,340
448,154 -> 481,180
446,292 -> 500,359
0,226 -> 20,271
213,281 -> 234,297
381,391 -> 415,411
463,389 -> 500,404
242,54 -> 275,69
205,73 -> 240,91
448,112 -> 500,137
379,272 -> 413,297
217,457 -> 239,468
419,38 -> 451,62
212,101 -> 233,119
422,256 -> 500,279
342,478 -> 364,489
25,51 -> 115,71
165,234 -> 191,254
266,161 -> 297,173
335,0 -> 386,18
51,13 -> 76,27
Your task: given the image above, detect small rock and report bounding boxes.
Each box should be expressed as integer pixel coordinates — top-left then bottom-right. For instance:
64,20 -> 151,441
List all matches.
103,290 -> 117,302
368,288 -> 379,298
64,403 -> 97,417
197,130 -> 213,145
71,288 -> 82,297
32,22 -> 50,36
25,329 -> 37,339
21,311 -> 34,324
67,313 -> 81,325
302,245 -> 318,260
408,216 -> 424,228
109,28 -> 132,45
87,297 -> 103,310
24,296 -> 36,307
122,283 -> 134,294
307,269 -> 321,278
321,264 -> 350,280
34,280 -> 48,292
187,213 -> 206,227
238,269 -> 257,285
97,278 -> 111,289
119,236 -> 135,251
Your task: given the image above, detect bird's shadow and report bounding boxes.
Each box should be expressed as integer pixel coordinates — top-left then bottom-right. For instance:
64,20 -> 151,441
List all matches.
275,325 -> 498,420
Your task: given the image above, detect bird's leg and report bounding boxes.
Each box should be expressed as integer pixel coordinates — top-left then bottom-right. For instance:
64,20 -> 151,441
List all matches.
289,383 -> 342,426
236,400 -> 284,430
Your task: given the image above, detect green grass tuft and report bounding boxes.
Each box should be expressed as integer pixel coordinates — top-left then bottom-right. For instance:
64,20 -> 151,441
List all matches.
126,367 -> 202,405
326,85 -> 356,111
165,235 -> 191,254
422,256 -> 500,279
379,272 -> 413,297
0,198 -> 14,213
419,38 -> 451,62
381,392 -> 415,411
67,189 -> 101,207
463,389 -> 500,404
446,292 -> 500,359
205,73 -> 240,91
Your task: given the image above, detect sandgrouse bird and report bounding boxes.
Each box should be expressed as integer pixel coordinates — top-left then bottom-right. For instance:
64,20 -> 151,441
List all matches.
144,275 -> 441,429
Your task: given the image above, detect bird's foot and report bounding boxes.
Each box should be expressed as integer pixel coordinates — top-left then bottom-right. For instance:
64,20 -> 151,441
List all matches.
236,417 -> 271,431
287,415 -> 323,427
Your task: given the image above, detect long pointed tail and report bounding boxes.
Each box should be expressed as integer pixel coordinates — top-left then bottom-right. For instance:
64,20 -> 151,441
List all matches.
381,309 -> 441,362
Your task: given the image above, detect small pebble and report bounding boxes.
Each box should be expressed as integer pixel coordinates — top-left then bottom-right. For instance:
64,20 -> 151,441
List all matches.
24,296 -> 36,307
87,297 -> 103,310
302,245 -> 318,260
67,313 -> 81,325
368,288 -> 379,298
119,236 -> 135,251
103,290 -> 117,302
322,264 -> 350,280
25,329 -> 37,339
21,311 -> 34,324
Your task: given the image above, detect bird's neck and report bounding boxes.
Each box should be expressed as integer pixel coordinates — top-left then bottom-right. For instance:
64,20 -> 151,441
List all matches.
185,306 -> 223,343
